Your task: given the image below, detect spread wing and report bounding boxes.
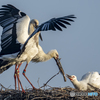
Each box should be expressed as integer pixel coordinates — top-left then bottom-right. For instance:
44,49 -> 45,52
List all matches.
27,15 -> 76,43
39,15 -> 76,31
18,15 -> 76,57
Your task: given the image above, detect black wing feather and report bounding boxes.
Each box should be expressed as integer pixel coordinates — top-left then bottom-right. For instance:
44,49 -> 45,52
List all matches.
58,19 -> 71,25
0,23 -> 21,55
55,21 -> 67,28
49,22 -> 56,31
0,59 -> 12,74
53,22 -> 62,31
0,4 -> 25,55
40,15 -> 76,31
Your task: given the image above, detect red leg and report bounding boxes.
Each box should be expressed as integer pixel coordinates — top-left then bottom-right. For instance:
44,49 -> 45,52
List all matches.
16,63 -> 22,90
14,64 -> 17,90
23,63 -> 37,90
16,63 -> 25,93
16,73 -> 25,93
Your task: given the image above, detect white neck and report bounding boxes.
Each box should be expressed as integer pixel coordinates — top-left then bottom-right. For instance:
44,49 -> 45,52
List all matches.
28,23 -> 35,35
71,79 -> 81,90
42,51 -> 53,62
32,46 -> 53,62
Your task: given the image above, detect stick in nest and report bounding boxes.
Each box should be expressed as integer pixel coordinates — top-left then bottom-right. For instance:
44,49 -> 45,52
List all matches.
39,71 -> 60,89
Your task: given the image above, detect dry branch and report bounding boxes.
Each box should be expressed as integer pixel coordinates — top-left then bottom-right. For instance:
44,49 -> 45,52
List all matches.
39,71 -> 60,89
0,85 -> 100,100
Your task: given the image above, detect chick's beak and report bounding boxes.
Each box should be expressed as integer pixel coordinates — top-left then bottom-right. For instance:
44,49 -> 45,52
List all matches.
54,58 -> 66,82
66,74 -> 71,78
66,74 -> 72,80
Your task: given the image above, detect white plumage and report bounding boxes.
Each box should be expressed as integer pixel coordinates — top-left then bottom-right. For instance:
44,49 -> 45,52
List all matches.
16,15 -> 30,44
0,4 -> 76,92
66,72 -> 100,90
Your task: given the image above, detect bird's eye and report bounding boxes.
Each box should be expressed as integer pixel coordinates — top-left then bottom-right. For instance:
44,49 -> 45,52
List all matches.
72,76 -> 75,78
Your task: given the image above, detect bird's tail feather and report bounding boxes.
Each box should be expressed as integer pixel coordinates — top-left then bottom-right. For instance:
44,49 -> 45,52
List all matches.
0,59 -> 13,74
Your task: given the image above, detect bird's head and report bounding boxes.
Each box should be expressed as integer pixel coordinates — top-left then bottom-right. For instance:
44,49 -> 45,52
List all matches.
66,74 -> 77,81
30,19 -> 43,41
49,49 -> 59,59
30,19 -> 39,28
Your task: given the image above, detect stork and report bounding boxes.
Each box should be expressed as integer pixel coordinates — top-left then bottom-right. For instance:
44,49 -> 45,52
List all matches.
0,4 -> 76,92
66,72 -> 100,90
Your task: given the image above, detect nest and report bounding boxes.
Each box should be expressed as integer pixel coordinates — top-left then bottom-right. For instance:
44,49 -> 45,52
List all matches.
0,83 -> 100,100
0,72 -> 100,100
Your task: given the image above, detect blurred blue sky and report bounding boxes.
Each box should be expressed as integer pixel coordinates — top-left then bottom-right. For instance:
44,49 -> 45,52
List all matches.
0,0 -> 100,89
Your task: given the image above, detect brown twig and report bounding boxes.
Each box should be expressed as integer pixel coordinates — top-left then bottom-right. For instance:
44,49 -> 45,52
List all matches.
37,78 -> 40,88
54,58 -> 66,82
0,83 -> 8,90
40,71 -> 60,89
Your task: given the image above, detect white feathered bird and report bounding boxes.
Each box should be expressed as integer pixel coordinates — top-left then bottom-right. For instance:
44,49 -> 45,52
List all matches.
0,4 -> 76,92
66,72 -> 100,90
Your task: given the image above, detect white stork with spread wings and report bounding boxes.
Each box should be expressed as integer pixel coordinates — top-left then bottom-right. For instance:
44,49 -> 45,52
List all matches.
0,4 -> 76,92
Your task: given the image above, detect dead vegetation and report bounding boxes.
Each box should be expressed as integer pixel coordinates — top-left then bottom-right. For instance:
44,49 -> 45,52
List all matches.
0,83 -> 100,100
0,72 -> 100,100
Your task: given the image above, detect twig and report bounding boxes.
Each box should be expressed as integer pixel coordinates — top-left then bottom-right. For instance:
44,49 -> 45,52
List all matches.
0,83 -> 8,90
40,71 -> 60,89
4,95 -> 11,100
45,85 -> 52,88
45,71 -> 60,85
32,97 -> 47,100
54,58 -> 66,82
7,85 -> 11,89
37,78 -> 40,88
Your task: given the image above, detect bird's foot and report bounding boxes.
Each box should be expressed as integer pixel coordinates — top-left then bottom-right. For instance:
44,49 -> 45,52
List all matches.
32,87 -> 41,92
22,89 -> 25,93
32,87 -> 37,90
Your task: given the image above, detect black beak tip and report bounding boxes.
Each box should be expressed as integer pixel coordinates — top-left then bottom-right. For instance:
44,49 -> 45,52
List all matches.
66,74 -> 71,78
